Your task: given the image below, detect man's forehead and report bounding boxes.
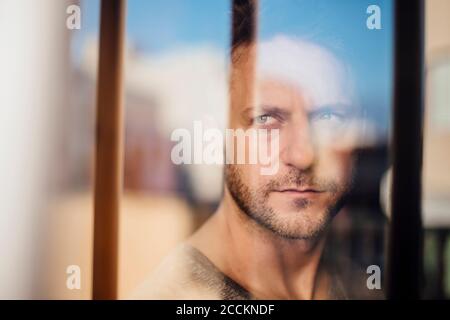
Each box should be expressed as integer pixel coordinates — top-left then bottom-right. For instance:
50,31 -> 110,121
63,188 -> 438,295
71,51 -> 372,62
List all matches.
255,76 -> 353,113
255,36 -> 356,108
256,77 -> 308,110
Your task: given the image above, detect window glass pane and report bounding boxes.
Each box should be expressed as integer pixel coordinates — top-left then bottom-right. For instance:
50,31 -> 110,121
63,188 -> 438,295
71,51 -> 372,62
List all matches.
120,0 -> 231,298
423,0 -> 450,299
42,0 -> 101,299
2,0 -> 449,301
127,0 -> 395,300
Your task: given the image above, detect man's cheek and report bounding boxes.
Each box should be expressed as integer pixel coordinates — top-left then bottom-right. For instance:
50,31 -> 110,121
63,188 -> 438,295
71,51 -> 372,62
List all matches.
241,163 -> 264,188
335,150 -> 356,185
317,150 -> 352,181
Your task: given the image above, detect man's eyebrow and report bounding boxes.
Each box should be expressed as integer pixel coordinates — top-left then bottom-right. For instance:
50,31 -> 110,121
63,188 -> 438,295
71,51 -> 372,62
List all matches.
309,103 -> 358,115
241,105 -> 291,119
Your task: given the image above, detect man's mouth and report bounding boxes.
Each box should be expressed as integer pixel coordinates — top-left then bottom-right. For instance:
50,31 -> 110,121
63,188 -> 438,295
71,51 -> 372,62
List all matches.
273,187 -> 325,196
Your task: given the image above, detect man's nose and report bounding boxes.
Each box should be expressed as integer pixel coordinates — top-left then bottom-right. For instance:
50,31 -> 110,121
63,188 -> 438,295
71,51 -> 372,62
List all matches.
280,123 -> 316,170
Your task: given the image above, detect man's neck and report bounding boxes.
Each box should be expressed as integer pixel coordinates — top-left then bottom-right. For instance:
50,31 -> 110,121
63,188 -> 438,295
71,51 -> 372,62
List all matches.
188,192 -> 330,300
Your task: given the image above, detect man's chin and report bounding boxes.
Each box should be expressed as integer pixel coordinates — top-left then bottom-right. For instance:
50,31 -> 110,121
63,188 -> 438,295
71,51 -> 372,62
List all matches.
253,209 -> 331,241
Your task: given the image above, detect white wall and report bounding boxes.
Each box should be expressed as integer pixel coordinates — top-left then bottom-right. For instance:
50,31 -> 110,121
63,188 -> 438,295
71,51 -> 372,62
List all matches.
0,0 -> 70,298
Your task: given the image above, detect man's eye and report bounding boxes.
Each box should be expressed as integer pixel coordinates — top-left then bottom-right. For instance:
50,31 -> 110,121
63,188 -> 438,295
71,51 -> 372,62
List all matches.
254,114 -> 273,124
319,112 -> 333,120
312,110 -> 344,122
318,111 -> 337,120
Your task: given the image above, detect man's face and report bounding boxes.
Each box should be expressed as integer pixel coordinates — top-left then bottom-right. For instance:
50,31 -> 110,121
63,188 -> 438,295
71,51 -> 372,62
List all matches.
225,44 -> 357,241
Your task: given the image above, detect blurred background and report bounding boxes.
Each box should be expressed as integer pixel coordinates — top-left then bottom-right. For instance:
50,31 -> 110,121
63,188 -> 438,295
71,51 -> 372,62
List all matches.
0,0 -> 448,299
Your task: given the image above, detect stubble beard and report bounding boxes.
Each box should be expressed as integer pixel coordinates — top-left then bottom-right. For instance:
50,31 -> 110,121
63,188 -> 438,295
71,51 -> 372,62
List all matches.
224,164 -> 352,241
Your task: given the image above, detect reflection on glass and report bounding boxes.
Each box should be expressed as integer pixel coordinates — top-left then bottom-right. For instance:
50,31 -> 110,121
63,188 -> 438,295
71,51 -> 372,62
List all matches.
1,0 -> 448,301
132,0 -> 392,300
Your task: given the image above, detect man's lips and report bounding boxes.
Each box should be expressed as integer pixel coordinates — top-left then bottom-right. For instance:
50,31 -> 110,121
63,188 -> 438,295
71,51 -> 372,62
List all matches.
273,188 -> 325,195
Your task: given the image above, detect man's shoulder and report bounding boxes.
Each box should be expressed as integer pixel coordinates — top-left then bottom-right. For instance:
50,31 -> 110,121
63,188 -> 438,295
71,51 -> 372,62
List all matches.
129,243 -> 250,300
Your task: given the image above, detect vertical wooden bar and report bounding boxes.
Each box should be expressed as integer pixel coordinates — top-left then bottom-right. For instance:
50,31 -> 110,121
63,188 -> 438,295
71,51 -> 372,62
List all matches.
387,0 -> 424,299
92,0 -> 126,300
